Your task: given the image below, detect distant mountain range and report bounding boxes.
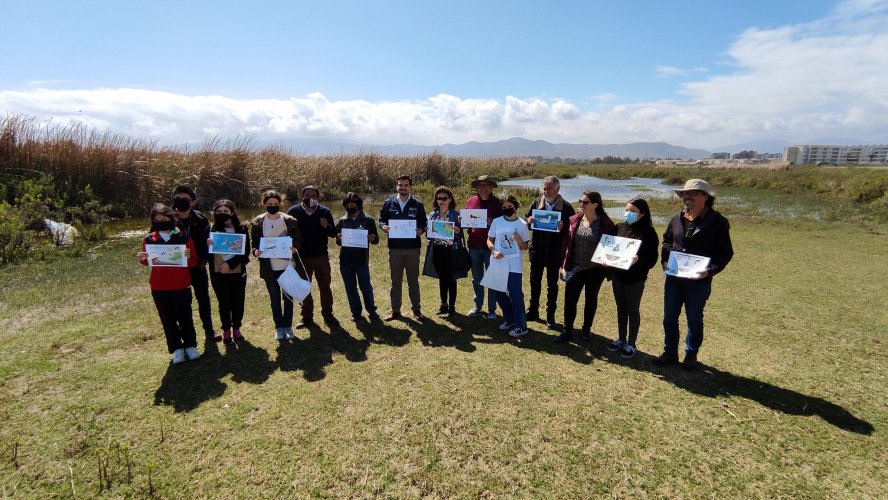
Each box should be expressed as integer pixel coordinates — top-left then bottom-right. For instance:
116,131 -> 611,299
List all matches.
266,135 -> 870,158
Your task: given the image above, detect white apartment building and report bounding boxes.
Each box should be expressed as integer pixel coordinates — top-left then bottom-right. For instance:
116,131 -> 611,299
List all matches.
784,144 -> 888,165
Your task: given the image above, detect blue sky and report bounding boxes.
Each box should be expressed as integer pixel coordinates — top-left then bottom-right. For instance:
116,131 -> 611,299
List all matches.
2,0 -> 885,149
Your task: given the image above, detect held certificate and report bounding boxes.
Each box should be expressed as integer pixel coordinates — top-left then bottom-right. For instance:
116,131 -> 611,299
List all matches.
388,219 -> 417,239
665,251 -> 711,278
341,228 -> 369,248
591,235 -> 641,270
258,237 -> 293,259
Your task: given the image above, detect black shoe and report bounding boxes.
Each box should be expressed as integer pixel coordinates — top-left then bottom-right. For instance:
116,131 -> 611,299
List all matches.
553,330 -> 572,343
383,312 -> 401,322
323,314 -> 340,326
352,314 -> 365,322
368,312 -> 381,321
295,318 -> 315,329
652,352 -> 680,366
579,330 -> 592,342
682,351 -> 699,371
205,331 -> 223,342
412,312 -> 426,322
525,310 -> 540,322
447,306 -> 456,316
437,305 -> 449,315
545,316 -> 557,328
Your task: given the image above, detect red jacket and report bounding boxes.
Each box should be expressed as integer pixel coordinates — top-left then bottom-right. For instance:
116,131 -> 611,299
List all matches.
141,230 -> 198,290
560,213 -> 616,269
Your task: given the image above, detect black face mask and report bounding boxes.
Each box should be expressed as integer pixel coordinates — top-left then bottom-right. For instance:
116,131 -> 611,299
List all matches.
152,220 -> 174,232
265,205 -> 280,214
214,213 -> 231,224
346,206 -> 359,215
502,208 -> 516,217
172,198 -> 191,212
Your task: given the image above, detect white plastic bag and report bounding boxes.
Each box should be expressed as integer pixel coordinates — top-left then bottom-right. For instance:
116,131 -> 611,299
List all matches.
277,257 -> 312,303
480,255 -> 510,292
45,219 -> 78,246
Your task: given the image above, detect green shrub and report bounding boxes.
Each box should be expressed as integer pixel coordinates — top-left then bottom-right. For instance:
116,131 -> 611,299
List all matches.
0,202 -> 35,263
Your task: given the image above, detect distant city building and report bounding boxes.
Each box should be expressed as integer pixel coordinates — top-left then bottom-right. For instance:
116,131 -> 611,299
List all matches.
784,144 -> 888,165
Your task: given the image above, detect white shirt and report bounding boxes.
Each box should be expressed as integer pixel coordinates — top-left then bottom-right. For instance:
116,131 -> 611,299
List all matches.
488,216 -> 530,273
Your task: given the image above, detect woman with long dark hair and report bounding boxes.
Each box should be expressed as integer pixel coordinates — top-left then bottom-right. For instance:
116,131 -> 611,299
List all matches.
556,190 -> 615,343
206,199 -> 251,345
604,198 -> 659,358
422,186 -> 466,316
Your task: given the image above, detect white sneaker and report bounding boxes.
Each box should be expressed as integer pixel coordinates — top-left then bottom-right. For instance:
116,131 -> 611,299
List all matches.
184,347 -> 200,360
284,327 -> 296,340
498,321 -> 514,331
486,312 -> 497,320
509,327 -> 529,338
467,308 -> 479,317
171,348 -> 186,364
275,328 -> 286,340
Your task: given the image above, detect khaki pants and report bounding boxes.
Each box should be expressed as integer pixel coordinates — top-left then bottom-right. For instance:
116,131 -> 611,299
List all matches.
300,255 -> 334,318
389,248 -> 421,314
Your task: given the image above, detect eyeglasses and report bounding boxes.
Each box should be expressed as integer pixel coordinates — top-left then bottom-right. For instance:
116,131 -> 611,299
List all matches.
436,197 -> 449,201
682,190 -> 704,197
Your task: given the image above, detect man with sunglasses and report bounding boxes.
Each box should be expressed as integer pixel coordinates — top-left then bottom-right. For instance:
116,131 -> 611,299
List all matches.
654,179 -> 733,370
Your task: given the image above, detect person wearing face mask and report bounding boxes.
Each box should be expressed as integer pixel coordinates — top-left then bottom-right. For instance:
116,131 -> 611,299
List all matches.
655,179 -> 733,370
335,192 -> 380,321
287,185 -> 339,328
250,190 -> 304,341
602,198 -> 659,358
525,176 -> 576,329
557,190 -> 615,343
137,204 -> 200,365
205,199 -> 251,345
487,195 -> 531,338
171,186 -> 220,343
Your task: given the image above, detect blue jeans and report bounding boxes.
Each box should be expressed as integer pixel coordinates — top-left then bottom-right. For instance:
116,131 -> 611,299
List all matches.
340,263 -> 377,316
496,272 -> 526,330
264,269 -> 293,328
663,276 -> 712,354
469,247 -> 497,313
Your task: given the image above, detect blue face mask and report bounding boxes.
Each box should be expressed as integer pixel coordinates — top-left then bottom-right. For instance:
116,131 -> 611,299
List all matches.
624,211 -> 639,224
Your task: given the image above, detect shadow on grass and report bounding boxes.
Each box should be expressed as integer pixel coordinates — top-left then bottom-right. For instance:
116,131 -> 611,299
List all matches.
153,337 -> 276,412
586,332 -> 875,435
275,322 -> 371,382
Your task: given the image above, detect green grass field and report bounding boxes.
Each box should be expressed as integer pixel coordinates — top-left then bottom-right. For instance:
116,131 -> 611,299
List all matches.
0,191 -> 886,498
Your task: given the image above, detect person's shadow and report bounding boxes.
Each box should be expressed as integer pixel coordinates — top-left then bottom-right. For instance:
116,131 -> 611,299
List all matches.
587,332 -> 874,435
275,322 -> 371,381
355,317 -> 411,347
154,337 -> 275,412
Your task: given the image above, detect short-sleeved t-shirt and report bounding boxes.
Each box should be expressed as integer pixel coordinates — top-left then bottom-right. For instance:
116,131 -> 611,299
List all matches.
488,216 -> 530,273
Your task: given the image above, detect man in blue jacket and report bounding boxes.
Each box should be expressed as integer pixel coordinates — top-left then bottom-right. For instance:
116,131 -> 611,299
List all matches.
379,175 -> 428,322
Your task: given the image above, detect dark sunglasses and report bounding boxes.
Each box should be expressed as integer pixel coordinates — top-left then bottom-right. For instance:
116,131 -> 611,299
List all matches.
436,197 -> 450,201
579,199 -> 592,205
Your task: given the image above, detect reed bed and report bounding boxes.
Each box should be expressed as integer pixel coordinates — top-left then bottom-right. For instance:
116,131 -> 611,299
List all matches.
1,115 -> 536,215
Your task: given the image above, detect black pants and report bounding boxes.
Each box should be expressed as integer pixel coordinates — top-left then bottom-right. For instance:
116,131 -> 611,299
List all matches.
432,245 -> 457,308
151,288 -> 197,353
210,271 -> 247,330
612,278 -> 646,345
189,264 -> 214,334
563,267 -> 607,333
528,251 -> 561,319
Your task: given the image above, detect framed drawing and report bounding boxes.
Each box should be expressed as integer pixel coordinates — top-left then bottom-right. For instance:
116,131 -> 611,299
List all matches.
665,251 -> 711,278
427,220 -> 455,240
591,235 -> 641,270
531,209 -> 561,232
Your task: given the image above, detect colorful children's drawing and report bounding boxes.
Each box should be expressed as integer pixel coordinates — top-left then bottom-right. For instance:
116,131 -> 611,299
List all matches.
428,220 -> 455,240
145,244 -> 188,267
664,251 -> 711,278
209,232 -> 247,255
461,209 -> 488,229
591,235 -> 641,270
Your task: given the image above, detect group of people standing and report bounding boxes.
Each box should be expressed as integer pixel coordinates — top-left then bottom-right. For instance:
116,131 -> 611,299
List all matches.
138,175 -> 732,371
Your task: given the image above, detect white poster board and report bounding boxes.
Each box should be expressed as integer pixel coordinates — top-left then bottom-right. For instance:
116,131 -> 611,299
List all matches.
145,244 -> 187,267
341,228 -> 369,248
388,219 -> 417,239
461,209 -> 488,229
665,251 -> 711,278
258,237 -> 293,259
591,235 -> 642,270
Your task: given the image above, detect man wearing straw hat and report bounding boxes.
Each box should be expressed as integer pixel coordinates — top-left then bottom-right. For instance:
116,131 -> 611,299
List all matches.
654,179 -> 733,370
464,175 -> 502,319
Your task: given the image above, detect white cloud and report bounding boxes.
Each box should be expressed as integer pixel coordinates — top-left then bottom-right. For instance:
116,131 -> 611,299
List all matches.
2,0 -> 887,149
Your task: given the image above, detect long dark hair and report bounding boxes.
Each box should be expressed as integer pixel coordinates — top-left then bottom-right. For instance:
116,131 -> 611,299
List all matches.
582,190 -> 612,224
627,198 -> 653,228
434,185 -> 456,211
211,199 -> 244,231
149,203 -> 179,231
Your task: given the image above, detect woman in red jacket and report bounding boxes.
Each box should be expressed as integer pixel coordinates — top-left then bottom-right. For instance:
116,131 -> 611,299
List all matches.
557,190 -> 615,343
137,204 -> 199,365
